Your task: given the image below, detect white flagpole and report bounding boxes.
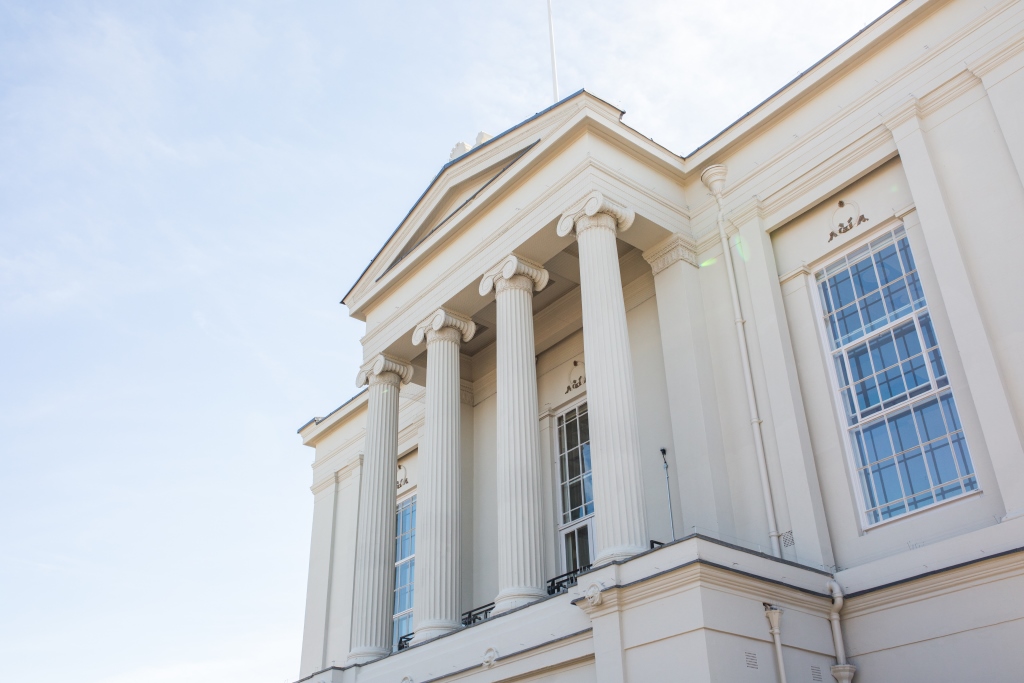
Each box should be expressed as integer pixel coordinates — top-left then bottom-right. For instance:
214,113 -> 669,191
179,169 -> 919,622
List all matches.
547,0 -> 559,102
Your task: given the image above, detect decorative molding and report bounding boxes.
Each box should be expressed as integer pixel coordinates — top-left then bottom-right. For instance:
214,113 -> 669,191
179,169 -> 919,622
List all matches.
481,647 -> 499,669
778,264 -> 812,285
355,354 -> 414,388
310,454 -> 364,494
460,379 -> 474,406
841,548 -> 1024,619
880,96 -> 923,136
918,68 -> 982,118
411,308 -> 476,346
967,32 -> 1024,82
479,253 -> 549,296
642,233 -> 698,274
557,190 -> 635,237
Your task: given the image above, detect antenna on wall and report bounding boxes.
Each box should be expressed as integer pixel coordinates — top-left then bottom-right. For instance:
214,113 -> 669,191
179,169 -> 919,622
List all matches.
547,0 -> 560,102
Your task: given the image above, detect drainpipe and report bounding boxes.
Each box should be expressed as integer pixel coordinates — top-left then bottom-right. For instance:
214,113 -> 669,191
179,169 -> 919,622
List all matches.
701,164 -> 782,558
764,605 -> 788,683
826,580 -> 857,683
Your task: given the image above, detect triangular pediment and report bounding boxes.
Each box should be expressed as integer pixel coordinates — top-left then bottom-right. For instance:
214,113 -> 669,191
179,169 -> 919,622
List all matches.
384,143 -> 538,275
342,90 -> 686,319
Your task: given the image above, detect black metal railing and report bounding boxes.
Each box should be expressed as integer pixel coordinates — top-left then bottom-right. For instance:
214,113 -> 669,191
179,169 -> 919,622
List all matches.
546,564 -> 592,595
650,539 -> 666,549
461,602 -> 495,626
397,633 -> 414,651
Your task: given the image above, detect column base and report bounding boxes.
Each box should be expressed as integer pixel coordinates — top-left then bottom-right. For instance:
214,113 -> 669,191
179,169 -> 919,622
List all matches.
830,663 -> 857,682
595,544 -> 648,566
345,646 -> 389,665
493,586 -> 547,614
411,619 -> 461,644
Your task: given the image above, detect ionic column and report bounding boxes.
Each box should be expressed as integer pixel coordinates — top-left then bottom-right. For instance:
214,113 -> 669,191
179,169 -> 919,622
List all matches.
347,354 -> 413,664
557,191 -> 649,564
410,309 -> 476,642
479,254 -> 550,613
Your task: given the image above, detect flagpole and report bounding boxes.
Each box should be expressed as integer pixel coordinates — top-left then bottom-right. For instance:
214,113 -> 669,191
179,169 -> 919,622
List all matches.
547,0 -> 559,102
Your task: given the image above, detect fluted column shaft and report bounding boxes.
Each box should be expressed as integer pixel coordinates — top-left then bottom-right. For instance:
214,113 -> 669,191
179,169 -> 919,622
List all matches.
481,255 -> 549,612
348,355 -> 412,664
411,310 -> 475,642
559,194 -> 649,564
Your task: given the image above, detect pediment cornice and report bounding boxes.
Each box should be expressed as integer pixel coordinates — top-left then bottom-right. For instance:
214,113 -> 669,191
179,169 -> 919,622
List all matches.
342,93 -> 688,321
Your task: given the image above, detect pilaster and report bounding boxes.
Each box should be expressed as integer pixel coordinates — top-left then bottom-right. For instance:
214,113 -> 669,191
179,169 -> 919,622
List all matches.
883,99 -> 1024,520
642,234 -> 734,539
733,205 -> 834,569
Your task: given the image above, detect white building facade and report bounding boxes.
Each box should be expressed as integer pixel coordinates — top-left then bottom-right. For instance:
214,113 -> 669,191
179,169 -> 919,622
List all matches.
295,1 -> 1024,680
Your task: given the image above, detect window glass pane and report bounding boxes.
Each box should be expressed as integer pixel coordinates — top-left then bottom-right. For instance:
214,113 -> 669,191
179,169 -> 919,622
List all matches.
869,332 -> 898,370
874,244 -> 903,284
871,458 -> 903,504
578,410 -> 589,443
577,525 -> 591,567
888,409 -> 918,453
897,449 -> 930,493
829,270 -> 857,308
914,398 -> 946,442
861,419 -> 892,462
851,257 -> 878,297
848,344 -> 872,381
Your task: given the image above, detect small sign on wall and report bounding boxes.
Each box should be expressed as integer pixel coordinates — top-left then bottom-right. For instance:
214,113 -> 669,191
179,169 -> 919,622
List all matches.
827,199 -> 869,242
564,359 -> 586,395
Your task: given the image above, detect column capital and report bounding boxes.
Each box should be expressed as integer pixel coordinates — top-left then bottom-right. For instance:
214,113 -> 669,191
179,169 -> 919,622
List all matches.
355,354 -> 414,388
412,308 -> 476,346
479,254 -> 549,296
557,191 -> 635,238
642,234 -> 697,275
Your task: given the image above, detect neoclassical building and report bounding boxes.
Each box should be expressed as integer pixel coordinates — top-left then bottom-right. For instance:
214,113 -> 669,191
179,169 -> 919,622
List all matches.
294,1 -> 1024,681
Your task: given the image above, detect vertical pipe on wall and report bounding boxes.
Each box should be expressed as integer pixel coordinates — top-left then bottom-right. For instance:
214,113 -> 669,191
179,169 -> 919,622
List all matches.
827,580 -> 857,682
700,165 -> 782,557
764,605 -> 789,683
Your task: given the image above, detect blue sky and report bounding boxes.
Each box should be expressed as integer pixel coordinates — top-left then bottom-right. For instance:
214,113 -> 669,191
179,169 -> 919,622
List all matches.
0,1 -> 896,681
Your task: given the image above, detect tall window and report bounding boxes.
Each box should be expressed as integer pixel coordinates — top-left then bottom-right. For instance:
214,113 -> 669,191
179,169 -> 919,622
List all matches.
816,226 -> 977,525
556,402 -> 593,572
392,495 -> 416,649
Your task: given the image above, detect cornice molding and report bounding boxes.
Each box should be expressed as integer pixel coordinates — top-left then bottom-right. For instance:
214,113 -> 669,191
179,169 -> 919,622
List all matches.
967,31 -> 1024,83
311,454 -> 364,494
843,549 -> 1024,618
642,234 -> 698,274
918,68 -> 983,118
573,560 -> 832,621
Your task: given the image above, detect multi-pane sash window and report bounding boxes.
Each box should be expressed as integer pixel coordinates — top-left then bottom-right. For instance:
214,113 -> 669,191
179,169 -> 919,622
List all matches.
392,495 -> 416,649
556,403 -> 593,571
816,227 -> 977,524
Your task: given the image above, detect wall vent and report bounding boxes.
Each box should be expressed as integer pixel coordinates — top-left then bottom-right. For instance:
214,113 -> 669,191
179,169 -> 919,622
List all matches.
811,665 -> 823,681
745,652 -> 758,669
781,530 -> 795,547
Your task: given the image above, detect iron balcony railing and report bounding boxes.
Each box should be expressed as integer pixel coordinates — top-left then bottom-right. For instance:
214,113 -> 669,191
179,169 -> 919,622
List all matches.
397,633 -> 414,651
546,564 -> 592,595
461,602 -> 495,626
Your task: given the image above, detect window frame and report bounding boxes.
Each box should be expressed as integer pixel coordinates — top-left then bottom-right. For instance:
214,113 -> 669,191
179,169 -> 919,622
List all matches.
392,491 -> 416,650
809,222 -> 982,530
552,396 -> 595,573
